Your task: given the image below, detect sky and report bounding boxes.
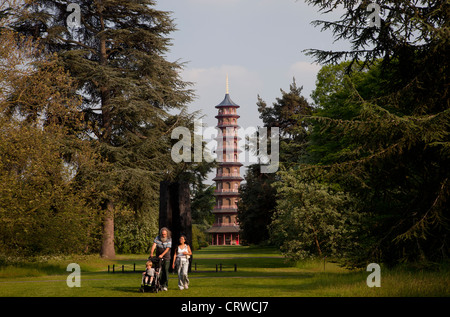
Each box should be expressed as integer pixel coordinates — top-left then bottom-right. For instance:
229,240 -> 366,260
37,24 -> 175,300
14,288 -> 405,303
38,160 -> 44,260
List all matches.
154,0 -> 350,183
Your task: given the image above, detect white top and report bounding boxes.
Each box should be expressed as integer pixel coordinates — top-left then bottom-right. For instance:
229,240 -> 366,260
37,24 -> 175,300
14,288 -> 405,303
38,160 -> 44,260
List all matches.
176,245 -> 188,258
145,268 -> 155,277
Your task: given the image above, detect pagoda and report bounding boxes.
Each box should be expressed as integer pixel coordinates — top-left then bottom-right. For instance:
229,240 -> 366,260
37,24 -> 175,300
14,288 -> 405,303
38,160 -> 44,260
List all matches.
207,77 -> 243,245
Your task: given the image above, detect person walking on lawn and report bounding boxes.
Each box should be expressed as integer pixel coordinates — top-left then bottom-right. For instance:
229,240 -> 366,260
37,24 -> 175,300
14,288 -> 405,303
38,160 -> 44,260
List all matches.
150,227 -> 172,291
172,235 -> 192,290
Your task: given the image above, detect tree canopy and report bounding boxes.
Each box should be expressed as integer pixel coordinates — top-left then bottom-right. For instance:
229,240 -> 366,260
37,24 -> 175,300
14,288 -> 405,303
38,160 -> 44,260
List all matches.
0,29 -> 107,256
4,0 -> 212,257
239,0 -> 449,267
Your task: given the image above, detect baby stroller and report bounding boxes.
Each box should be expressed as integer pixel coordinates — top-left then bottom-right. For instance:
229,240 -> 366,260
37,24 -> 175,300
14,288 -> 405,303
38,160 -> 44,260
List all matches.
139,257 -> 162,293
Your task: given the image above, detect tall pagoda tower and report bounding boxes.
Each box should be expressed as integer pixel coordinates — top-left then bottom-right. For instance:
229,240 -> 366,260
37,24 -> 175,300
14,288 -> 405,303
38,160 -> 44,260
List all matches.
207,77 -> 243,245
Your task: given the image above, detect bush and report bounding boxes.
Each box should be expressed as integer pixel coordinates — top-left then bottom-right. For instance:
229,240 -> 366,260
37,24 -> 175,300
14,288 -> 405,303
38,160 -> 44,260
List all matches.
114,205 -> 158,254
192,223 -> 209,251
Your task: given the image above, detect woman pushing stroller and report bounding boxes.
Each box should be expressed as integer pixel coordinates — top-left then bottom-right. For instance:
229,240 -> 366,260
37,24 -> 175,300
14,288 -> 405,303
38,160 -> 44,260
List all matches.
172,235 -> 192,290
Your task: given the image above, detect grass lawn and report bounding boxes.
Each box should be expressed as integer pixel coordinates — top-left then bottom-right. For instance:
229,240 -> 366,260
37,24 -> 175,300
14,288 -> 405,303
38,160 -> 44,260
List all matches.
0,245 -> 448,297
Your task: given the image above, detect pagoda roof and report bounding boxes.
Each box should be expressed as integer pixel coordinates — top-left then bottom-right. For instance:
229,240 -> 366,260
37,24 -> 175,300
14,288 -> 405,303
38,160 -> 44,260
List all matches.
206,226 -> 241,233
213,175 -> 244,181
216,94 -> 239,108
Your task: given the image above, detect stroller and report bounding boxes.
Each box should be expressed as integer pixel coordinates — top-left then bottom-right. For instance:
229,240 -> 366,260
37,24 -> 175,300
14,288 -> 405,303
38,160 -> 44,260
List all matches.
139,257 -> 162,293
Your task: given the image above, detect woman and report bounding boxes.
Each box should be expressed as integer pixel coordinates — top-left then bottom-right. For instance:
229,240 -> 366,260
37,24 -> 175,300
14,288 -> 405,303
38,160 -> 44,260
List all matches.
172,235 -> 192,290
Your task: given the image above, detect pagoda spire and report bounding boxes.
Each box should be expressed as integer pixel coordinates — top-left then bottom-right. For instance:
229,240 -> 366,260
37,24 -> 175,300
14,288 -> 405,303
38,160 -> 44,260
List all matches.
226,74 -> 229,94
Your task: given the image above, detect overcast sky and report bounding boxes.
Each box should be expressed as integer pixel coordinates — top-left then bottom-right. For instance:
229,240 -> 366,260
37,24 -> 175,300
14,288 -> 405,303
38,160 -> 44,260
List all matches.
154,0 -> 349,183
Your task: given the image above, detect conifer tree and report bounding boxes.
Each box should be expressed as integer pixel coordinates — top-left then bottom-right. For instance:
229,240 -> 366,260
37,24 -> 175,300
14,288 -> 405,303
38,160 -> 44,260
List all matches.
302,0 -> 449,265
12,0 -> 196,258
238,164 -> 277,245
257,79 -> 312,163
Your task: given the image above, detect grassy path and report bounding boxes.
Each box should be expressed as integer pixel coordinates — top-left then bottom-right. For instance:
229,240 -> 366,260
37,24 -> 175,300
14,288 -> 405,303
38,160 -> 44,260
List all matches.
0,245 -> 448,297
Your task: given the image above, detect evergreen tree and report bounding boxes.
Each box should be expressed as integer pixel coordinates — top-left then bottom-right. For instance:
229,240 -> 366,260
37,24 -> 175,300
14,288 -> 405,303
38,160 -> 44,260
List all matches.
302,0 -> 450,265
238,80 -> 312,245
305,0 -> 449,113
238,164 -> 277,245
12,0 -> 196,258
191,183 -> 215,225
256,78 -> 312,163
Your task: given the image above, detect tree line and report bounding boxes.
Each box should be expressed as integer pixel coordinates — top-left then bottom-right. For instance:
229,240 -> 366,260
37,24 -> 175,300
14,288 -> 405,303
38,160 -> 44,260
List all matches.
0,1 -> 448,267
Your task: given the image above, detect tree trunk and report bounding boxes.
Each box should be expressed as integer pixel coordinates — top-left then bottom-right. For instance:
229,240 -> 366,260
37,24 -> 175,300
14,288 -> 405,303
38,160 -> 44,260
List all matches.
159,181 -> 192,272
100,199 -> 115,258
312,228 -> 322,257
98,12 -> 115,259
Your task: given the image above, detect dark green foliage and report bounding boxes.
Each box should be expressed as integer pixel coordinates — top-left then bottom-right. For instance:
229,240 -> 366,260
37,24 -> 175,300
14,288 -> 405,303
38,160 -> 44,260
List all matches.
0,33 -> 105,256
257,79 -> 312,163
238,164 -> 277,245
239,80 -> 312,245
9,0 -> 212,255
114,204 -> 155,254
302,0 -> 450,266
192,223 -> 210,250
191,183 -> 216,225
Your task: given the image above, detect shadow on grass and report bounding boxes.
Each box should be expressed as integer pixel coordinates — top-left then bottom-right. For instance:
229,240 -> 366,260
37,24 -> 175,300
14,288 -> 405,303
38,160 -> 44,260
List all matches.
205,271 -> 368,296
85,267 -> 371,297
194,258 -> 289,269
107,286 -> 144,294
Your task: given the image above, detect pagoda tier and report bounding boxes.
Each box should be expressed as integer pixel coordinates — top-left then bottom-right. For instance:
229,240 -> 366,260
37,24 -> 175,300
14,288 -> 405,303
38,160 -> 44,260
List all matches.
207,90 -> 243,246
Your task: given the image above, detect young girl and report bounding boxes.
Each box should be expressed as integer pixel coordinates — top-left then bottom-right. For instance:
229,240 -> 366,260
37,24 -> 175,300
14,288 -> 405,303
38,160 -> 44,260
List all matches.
171,235 -> 192,290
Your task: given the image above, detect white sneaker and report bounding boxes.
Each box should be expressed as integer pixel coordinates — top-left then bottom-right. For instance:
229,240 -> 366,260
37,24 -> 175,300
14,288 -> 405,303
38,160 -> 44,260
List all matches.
162,287 -> 168,291
184,284 -> 189,290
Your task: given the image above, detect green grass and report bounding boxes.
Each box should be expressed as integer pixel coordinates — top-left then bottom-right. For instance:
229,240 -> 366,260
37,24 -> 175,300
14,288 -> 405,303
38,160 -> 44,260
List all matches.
0,245 -> 448,297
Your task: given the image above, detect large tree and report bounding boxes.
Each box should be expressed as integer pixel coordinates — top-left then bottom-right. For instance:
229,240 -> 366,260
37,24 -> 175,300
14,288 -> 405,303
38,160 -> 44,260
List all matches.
305,0 -> 448,113
12,0 -> 195,258
269,174 -> 361,261
0,29 -> 106,256
238,164 -> 277,245
238,80 -> 312,245
302,0 -> 449,265
257,79 -> 312,164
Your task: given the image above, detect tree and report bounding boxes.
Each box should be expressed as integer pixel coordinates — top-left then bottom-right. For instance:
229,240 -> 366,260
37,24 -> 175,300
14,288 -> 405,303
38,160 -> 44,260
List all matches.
189,182 -> 215,250
304,0 -> 448,113
12,0 -> 196,257
0,29 -> 107,256
238,80 -> 311,245
307,60 -> 393,165
269,172 -> 361,262
302,0 -> 450,265
191,183 -> 215,225
237,164 -> 277,245
257,78 -> 312,163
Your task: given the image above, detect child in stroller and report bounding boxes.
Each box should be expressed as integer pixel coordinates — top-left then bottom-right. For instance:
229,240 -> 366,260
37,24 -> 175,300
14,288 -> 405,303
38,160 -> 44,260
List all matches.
139,258 -> 161,293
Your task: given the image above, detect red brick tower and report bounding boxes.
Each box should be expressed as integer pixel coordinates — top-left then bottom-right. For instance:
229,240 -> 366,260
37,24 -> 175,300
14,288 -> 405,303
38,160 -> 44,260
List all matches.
207,78 -> 243,245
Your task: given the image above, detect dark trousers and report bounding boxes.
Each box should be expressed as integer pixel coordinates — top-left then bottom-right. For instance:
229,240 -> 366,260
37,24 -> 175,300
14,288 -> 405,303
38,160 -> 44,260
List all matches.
160,259 -> 170,288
